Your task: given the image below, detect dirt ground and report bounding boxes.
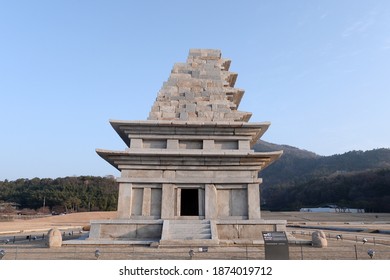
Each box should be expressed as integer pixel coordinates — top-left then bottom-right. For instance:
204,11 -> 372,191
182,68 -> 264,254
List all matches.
1,211 -> 389,260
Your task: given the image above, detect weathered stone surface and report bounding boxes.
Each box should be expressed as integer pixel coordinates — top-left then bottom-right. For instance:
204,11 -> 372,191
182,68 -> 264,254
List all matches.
47,228 -> 62,248
205,184 -> 217,219
148,49 -> 249,122
312,230 -> 328,248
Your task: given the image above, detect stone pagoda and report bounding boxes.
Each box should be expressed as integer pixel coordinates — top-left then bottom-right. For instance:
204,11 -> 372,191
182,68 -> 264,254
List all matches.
89,49 -> 285,245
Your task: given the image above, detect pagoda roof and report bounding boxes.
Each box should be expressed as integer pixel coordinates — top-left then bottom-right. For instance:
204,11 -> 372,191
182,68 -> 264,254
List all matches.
109,120 -> 270,147
96,148 -> 283,173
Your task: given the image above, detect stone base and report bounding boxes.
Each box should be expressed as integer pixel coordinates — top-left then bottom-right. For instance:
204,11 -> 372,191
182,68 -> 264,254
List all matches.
76,219 -> 287,246
88,219 -> 163,241
216,219 -> 287,241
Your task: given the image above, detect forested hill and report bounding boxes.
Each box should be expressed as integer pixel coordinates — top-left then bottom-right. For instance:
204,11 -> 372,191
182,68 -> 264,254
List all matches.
0,176 -> 118,214
255,140 -> 390,212
255,140 -> 390,187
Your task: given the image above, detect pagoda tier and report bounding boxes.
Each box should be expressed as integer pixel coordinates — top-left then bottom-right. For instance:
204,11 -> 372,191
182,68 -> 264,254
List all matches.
97,120 -> 281,177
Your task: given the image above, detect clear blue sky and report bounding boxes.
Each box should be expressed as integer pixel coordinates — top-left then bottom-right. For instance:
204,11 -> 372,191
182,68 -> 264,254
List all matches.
1,0 -> 389,180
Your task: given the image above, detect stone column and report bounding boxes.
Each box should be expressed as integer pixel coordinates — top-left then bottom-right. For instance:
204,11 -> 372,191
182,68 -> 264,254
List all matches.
198,187 -> 205,217
161,184 -> 175,219
205,184 -> 217,219
130,138 -> 143,149
142,187 -> 151,216
117,183 -> 132,219
176,188 -> 181,216
203,140 -> 214,150
167,139 -> 179,149
247,183 -> 261,219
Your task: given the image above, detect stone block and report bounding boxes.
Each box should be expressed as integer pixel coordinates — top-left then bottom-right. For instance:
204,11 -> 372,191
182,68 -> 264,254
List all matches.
150,188 -> 162,217
176,170 -> 214,179
170,73 -> 192,80
161,184 -> 175,219
205,184 -> 217,219
198,111 -> 213,120
238,140 -> 250,150
203,139 -> 214,150
131,188 -> 143,215
142,188 -> 151,216
185,92 -> 195,100
191,70 -> 200,78
224,112 -> 243,120
187,112 -> 197,119
47,228 -> 62,248
179,112 -> 188,120
231,189 -> 248,216
163,170 -> 176,178
143,139 -> 167,149
214,140 -> 238,150
160,105 -> 176,113
217,225 -> 239,239
167,139 -> 179,149
179,140 -> 203,149
117,183 -> 132,219
217,189 -> 230,217
161,112 -> 177,119
177,79 -> 196,88
172,63 -> 189,73
196,105 -> 212,113
185,103 -> 196,112
130,138 -> 143,149
247,184 -> 261,219
312,230 -> 328,248
191,85 -> 203,93
212,112 -> 226,121
136,224 -> 162,239
178,87 -> 191,94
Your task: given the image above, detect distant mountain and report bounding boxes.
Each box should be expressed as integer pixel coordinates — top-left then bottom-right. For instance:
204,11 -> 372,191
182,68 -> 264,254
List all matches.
254,140 -> 319,159
255,140 -> 390,212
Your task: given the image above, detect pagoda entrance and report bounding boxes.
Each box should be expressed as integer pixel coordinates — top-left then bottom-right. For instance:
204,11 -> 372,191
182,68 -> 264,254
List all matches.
180,188 -> 199,216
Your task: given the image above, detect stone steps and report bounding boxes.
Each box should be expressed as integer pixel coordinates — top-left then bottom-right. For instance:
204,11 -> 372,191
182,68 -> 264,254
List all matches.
167,220 -> 211,240
160,220 -> 219,246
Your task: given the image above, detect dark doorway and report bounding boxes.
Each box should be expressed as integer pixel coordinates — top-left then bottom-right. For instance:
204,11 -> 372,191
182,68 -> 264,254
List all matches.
180,189 -> 199,216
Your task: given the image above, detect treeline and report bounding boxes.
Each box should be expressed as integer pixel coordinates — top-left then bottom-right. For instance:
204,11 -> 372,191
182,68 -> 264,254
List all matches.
0,176 -> 118,213
262,169 -> 390,212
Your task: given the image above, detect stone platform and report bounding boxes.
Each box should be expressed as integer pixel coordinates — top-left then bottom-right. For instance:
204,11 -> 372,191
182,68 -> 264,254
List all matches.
81,218 -> 286,246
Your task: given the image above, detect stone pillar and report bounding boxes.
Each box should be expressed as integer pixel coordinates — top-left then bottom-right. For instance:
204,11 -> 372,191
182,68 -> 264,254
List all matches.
142,187 -> 151,216
176,188 -> 181,216
247,183 -> 261,219
238,140 -> 250,150
203,140 -> 214,150
167,139 -> 179,149
198,187 -> 205,216
130,138 -> 143,149
205,184 -> 217,219
117,183 -> 132,219
161,184 -> 175,219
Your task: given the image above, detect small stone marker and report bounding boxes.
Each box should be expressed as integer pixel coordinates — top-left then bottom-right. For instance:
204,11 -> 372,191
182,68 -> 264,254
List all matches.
312,230 -> 327,248
47,228 -> 62,248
